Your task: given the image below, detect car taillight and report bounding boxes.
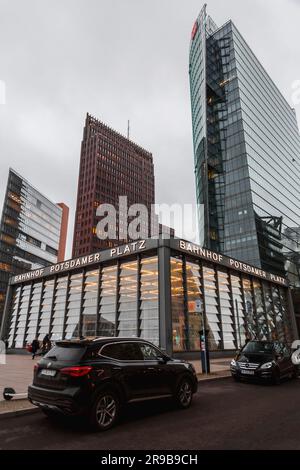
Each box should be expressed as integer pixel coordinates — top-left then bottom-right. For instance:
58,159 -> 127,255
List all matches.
34,364 -> 39,373
60,366 -> 92,377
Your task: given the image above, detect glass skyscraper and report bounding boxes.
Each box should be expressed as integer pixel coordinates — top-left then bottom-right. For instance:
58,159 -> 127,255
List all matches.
189,5 -> 300,288
0,168 -> 69,329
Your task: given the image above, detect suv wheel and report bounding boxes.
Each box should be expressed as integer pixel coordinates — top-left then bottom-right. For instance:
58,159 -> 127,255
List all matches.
175,378 -> 193,409
90,390 -> 120,431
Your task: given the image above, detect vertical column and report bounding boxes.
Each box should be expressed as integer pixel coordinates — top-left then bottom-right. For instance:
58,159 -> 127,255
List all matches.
78,269 -> 86,338
114,260 -> 121,337
35,279 -> 45,340
240,274 -> 249,340
137,255 -> 142,338
215,267 -> 224,351
286,287 -> 298,342
48,276 -> 58,340
228,270 -> 238,350
96,266 -> 102,336
158,240 -> 172,355
62,273 -> 71,340
250,277 -> 259,339
23,283 -> 33,347
199,261 -> 207,344
260,281 -> 270,340
182,256 -> 190,351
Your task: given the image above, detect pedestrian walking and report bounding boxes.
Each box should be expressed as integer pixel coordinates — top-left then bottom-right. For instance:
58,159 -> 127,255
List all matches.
31,337 -> 40,359
42,334 -> 51,354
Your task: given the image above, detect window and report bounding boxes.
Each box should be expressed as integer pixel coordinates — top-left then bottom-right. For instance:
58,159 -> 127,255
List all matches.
281,344 -> 290,358
101,342 -> 143,361
140,343 -> 162,360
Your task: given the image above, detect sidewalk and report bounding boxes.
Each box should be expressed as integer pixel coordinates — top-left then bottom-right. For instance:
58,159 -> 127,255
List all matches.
0,353 -> 232,415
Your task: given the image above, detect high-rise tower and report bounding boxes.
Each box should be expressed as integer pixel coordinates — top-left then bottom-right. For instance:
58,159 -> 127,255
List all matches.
72,114 -> 155,257
189,5 -> 300,284
0,168 -> 69,328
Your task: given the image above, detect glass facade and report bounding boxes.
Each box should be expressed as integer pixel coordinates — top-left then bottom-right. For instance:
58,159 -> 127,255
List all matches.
0,168 -> 67,327
189,6 -> 300,287
139,257 -> 159,344
2,241 -> 295,353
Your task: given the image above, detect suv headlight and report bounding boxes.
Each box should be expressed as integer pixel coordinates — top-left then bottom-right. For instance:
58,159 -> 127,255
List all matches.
260,362 -> 273,369
231,359 -> 237,367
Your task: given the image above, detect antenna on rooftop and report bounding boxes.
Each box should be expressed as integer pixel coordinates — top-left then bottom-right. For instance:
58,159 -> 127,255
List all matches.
127,120 -> 130,140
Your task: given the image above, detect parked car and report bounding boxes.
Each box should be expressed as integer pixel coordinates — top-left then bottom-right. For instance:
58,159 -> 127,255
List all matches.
230,340 -> 297,384
28,337 -> 198,430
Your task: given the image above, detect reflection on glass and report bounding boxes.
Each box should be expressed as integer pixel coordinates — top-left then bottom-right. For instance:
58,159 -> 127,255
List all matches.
51,276 -> 68,341
242,277 -> 256,339
203,265 -> 221,350
186,261 -> 201,350
253,279 -> 268,340
99,265 -> 117,336
279,288 -> 293,343
272,286 -> 285,342
218,270 -> 235,350
230,274 -> 246,348
82,269 -> 99,337
25,282 -> 42,344
65,272 -> 82,339
118,261 -> 138,337
38,278 -> 55,339
140,257 -> 159,345
171,257 -> 186,352
15,284 -> 31,348
262,283 -> 277,340
8,286 -> 21,347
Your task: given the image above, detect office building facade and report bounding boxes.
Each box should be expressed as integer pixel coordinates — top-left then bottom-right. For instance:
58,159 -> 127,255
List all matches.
189,5 -> 300,286
1,238 -> 296,354
72,114 -> 155,258
0,168 -> 69,328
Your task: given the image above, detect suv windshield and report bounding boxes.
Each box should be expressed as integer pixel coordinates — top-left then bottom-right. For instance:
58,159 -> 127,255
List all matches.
242,341 -> 274,354
44,345 -> 87,362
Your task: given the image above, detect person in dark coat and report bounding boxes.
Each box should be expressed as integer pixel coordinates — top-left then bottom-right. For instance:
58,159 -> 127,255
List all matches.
31,337 -> 40,359
42,334 -> 51,354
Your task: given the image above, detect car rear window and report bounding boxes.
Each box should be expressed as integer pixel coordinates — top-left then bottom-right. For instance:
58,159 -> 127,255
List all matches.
101,342 -> 143,360
44,345 -> 87,362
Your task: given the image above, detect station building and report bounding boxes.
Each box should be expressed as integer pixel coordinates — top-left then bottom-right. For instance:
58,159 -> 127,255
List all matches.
1,238 -> 297,356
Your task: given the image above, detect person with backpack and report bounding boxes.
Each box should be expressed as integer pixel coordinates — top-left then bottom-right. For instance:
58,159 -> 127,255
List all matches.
42,334 -> 51,354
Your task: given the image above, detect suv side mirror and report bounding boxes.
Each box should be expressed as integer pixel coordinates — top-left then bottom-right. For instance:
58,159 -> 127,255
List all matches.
157,355 -> 167,364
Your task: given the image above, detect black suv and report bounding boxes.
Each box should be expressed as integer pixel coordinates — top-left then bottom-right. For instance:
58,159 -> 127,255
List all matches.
28,337 -> 198,430
230,340 -> 297,384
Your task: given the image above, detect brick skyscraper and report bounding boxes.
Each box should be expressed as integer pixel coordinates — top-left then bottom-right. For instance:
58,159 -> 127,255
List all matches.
72,114 -> 155,257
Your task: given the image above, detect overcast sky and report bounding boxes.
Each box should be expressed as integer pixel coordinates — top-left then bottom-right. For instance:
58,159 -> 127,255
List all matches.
0,0 -> 299,258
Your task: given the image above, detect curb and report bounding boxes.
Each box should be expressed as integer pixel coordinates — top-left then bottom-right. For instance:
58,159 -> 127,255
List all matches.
197,374 -> 231,383
0,407 -> 39,419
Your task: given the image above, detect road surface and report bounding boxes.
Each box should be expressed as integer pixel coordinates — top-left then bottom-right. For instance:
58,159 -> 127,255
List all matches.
1,378 -> 300,450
